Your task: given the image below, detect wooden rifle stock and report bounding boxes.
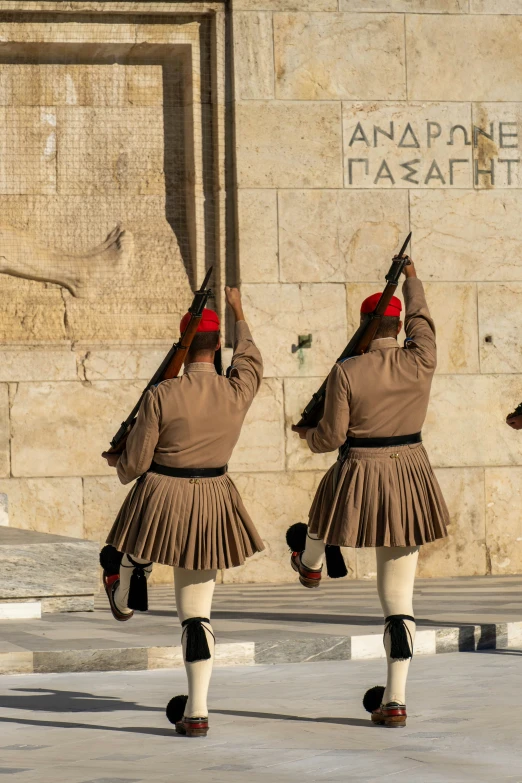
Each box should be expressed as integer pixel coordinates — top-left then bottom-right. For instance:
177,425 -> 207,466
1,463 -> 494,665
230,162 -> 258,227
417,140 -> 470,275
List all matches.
107,267 -> 214,454
296,234 -> 412,428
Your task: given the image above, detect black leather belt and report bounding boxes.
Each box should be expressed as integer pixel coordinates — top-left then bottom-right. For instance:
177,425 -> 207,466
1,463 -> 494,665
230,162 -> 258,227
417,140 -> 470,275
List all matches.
346,432 -> 422,448
149,461 -> 227,479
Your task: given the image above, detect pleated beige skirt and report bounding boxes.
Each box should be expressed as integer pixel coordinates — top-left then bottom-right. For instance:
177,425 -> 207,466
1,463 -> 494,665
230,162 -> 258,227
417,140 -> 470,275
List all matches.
308,442 -> 449,547
106,472 -> 265,570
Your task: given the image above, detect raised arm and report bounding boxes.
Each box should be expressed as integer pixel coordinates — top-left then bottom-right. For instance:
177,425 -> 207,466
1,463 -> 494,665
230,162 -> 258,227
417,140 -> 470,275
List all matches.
225,286 -> 263,402
115,389 -> 160,484
402,261 -> 436,371
300,363 -> 350,454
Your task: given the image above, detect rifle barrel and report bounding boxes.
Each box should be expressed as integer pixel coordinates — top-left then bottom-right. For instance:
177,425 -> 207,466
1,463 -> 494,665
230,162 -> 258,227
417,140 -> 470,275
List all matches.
199,266 -> 213,293
108,267 -> 215,452
296,232 -> 412,428
397,232 -> 412,258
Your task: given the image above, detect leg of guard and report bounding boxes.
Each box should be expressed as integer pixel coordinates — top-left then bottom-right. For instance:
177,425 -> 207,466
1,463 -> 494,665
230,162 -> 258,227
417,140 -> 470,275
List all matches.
115,554 -> 153,614
376,546 -> 419,705
302,531 -> 326,571
174,567 -> 217,719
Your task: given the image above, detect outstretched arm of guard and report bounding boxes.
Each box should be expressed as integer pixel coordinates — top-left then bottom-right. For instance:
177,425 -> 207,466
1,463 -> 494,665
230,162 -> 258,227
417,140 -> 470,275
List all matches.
228,321 -> 263,402
306,363 -> 350,454
403,277 -> 437,370
117,389 -> 160,484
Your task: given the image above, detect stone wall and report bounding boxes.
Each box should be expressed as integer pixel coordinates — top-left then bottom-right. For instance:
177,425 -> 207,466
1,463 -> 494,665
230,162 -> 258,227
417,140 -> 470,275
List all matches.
228,1 -> 522,582
0,1 -> 521,585
0,3 -> 227,585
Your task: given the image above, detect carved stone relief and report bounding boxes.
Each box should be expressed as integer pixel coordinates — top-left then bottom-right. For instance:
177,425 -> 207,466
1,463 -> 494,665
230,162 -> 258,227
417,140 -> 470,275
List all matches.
0,19 -> 220,342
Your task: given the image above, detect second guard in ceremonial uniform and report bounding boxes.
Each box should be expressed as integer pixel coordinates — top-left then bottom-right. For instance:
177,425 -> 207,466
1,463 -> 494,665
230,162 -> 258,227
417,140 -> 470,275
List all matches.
291,259 -> 449,728
101,286 -> 264,737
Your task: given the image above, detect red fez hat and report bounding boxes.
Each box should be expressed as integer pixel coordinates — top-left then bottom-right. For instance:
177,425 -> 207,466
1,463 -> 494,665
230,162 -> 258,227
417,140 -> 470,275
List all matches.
180,308 -> 220,334
360,293 -> 402,318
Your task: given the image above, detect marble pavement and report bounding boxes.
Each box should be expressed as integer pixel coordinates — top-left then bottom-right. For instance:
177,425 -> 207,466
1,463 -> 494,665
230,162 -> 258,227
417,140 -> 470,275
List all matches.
0,651 -> 521,782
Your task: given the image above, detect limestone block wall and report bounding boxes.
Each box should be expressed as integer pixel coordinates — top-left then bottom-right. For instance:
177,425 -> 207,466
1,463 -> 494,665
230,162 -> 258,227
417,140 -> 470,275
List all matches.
227,0 -> 522,582
1,1 -> 522,586
0,3 -> 227,585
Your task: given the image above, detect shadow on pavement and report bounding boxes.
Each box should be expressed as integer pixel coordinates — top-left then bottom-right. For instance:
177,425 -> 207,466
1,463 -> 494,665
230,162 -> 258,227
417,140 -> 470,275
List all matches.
477,648 -> 522,656
0,688 -> 163,714
211,708 -> 370,728
0,715 -> 175,737
148,609 -> 485,629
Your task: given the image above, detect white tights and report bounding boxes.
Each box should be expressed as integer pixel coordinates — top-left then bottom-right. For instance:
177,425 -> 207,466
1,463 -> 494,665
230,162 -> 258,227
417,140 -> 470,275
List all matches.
115,556 -> 216,719
376,546 -> 419,705
174,567 -> 217,718
302,534 -> 419,705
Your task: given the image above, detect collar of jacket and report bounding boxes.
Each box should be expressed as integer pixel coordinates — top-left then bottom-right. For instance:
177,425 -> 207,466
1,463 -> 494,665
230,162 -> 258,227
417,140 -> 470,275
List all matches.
367,337 -> 399,352
184,362 -> 217,374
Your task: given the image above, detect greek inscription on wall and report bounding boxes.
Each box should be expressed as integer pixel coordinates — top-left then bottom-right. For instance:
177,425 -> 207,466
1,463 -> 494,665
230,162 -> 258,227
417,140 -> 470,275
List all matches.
343,103 -> 521,189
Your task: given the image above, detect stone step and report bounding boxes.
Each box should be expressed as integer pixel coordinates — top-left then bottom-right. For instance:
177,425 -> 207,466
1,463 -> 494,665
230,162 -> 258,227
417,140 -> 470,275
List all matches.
0,620 -> 521,676
0,601 -> 41,619
0,527 -> 98,613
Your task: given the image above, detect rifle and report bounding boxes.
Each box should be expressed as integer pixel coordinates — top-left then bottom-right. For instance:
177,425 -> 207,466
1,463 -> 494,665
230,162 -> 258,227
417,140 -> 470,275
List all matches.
296,233 -> 412,429
107,267 -> 214,454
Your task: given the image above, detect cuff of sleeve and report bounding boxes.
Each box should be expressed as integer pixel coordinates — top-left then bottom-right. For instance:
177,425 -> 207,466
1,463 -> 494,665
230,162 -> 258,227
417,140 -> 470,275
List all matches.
305,428 -> 317,452
116,459 -> 128,485
235,320 -> 252,342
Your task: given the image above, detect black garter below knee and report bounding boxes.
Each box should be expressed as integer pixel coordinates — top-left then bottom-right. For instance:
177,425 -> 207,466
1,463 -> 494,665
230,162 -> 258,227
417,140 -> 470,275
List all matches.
384,614 -> 415,661
182,617 -> 215,663
126,555 -> 152,612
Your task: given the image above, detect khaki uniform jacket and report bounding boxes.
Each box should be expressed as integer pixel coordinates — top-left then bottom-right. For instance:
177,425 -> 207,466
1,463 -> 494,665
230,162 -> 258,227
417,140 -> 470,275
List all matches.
307,277 -> 436,452
117,320 -> 263,483
107,321 -> 266,569
306,277 -> 449,548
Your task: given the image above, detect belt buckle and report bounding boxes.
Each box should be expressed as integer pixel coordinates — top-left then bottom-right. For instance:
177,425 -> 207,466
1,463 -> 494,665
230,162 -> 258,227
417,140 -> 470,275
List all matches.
190,477 -> 200,484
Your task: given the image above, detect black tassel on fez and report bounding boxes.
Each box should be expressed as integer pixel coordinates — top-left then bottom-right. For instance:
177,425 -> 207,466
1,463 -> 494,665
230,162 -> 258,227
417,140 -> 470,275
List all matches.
127,556 -> 152,612
325,545 -> 348,579
182,617 -> 214,663
384,614 -> 415,661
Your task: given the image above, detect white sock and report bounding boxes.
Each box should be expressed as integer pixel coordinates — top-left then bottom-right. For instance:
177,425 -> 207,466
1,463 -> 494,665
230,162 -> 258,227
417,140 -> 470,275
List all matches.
174,567 -> 217,718
376,546 -> 419,705
114,554 -> 153,614
383,617 -> 416,704
302,531 -> 325,570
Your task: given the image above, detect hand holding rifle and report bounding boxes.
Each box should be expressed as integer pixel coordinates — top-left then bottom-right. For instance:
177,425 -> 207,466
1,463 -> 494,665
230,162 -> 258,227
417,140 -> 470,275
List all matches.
103,452 -> 120,467
225,286 -> 245,322
506,403 -> 522,430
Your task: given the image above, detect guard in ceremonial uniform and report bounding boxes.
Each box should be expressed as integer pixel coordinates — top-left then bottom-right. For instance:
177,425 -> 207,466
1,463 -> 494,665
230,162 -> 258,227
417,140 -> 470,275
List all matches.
101,286 -> 264,737
291,259 -> 449,728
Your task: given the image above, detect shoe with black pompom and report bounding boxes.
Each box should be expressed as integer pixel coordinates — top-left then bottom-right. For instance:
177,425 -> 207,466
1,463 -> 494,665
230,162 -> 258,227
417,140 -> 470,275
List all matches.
100,545 -> 133,622
286,523 -> 322,588
166,695 -> 209,738
363,686 -> 407,728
